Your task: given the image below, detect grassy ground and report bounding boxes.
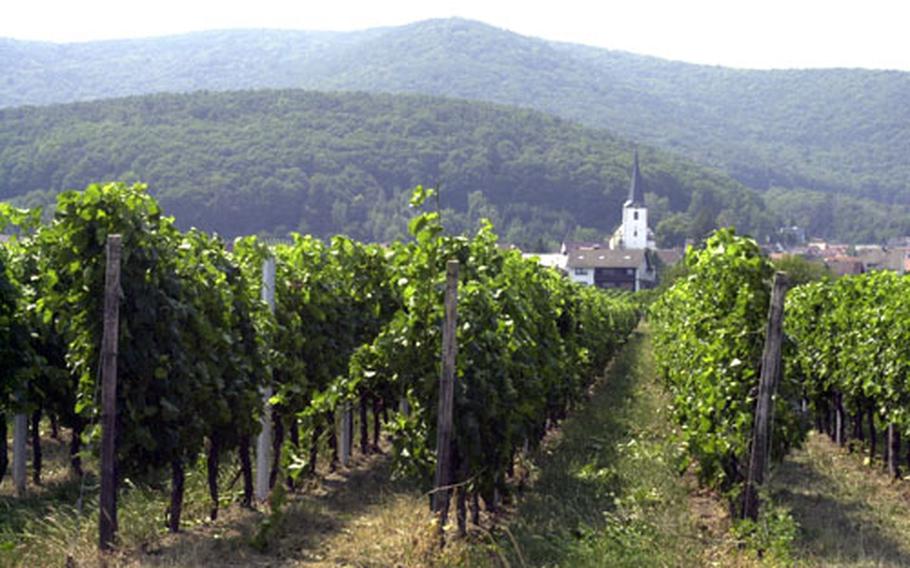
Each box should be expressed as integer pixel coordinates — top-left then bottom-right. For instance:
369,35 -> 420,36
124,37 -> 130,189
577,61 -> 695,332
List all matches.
8,327 -> 910,566
769,432 -> 910,567
2,328 -> 743,567
483,327 -> 749,568
0,428 -> 448,567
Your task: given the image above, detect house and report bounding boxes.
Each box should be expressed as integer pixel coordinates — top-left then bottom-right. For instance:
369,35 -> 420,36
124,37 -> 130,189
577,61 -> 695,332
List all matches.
566,249 -> 657,291
884,247 -> 910,274
560,241 -> 605,254
825,256 -> 865,276
522,252 -> 567,271
655,248 -> 684,267
853,246 -> 910,274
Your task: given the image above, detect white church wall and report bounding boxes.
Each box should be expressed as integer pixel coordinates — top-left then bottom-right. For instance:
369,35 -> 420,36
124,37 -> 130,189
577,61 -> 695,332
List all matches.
622,206 -> 649,250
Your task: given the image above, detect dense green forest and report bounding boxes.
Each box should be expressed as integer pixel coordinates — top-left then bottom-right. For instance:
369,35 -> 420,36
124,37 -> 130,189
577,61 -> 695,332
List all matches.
3,18 -> 909,222
0,90 -> 782,246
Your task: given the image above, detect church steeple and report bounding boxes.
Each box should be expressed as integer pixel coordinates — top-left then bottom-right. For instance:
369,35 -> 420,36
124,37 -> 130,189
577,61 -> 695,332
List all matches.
613,147 -> 651,250
625,148 -> 645,207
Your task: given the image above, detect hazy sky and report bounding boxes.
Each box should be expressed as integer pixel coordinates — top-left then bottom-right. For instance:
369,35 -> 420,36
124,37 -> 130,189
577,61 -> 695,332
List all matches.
4,0 -> 909,71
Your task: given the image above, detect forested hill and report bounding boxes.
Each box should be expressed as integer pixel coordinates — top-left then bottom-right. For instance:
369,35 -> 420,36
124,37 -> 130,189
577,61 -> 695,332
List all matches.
0,90 -> 774,245
3,18 -> 910,212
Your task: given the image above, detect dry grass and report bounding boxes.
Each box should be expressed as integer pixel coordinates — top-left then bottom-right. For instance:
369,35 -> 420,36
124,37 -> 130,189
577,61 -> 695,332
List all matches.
20,329 -> 910,567
770,431 -> 910,567
1,413 -> 504,568
0,424 -> 453,567
121,452 -> 463,568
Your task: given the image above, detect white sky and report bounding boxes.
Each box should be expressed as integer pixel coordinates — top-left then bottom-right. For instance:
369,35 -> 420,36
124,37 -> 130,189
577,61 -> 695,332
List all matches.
3,0 -> 909,71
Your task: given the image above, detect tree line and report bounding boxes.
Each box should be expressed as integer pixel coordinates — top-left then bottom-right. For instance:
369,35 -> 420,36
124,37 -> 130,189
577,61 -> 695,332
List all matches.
0,90 -> 784,249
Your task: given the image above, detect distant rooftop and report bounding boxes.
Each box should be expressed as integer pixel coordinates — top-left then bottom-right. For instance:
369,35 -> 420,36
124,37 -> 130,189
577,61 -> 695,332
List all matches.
566,249 -> 646,269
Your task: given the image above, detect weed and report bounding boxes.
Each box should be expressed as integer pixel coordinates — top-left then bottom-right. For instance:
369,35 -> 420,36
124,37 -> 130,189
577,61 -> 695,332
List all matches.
733,502 -> 799,564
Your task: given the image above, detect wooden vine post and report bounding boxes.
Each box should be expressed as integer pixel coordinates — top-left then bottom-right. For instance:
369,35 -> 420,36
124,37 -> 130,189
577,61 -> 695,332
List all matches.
255,255 -> 276,502
433,260 -> 459,532
99,234 -> 122,551
742,271 -> 789,521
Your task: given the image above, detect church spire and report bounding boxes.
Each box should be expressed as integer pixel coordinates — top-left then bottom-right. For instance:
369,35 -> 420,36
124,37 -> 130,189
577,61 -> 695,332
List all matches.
626,148 -> 645,207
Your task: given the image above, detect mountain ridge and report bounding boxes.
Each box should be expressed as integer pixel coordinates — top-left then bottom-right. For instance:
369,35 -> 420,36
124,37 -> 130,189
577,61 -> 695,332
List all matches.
2,18 -> 909,238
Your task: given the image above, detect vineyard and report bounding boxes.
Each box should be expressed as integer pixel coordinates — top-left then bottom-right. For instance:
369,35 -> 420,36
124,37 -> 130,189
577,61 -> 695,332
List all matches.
651,230 -> 805,509
4,185 -> 910,565
650,228 -> 910,563
0,182 -> 639,562
786,270 -> 910,478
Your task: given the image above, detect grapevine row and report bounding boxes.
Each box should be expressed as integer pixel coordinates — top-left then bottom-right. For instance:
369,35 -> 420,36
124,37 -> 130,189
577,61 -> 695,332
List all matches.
650,225 -> 910,526
0,182 -> 638,534
786,270 -> 910,476
649,228 -> 805,510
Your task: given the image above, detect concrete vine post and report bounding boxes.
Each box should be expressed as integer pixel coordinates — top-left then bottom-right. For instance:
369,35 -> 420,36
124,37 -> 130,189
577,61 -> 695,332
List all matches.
255,255 -> 276,503
12,409 -> 27,497
340,403 -> 353,466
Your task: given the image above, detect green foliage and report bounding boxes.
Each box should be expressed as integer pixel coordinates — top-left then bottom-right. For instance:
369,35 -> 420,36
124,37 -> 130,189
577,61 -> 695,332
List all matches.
34,182 -> 264,479
0,208 -> 73,431
0,90 -> 770,245
176,229 -> 264,451
237,229 -> 399,469
249,482 -> 288,552
0,241 -> 29,413
786,271 -> 910,435
733,501 -> 799,564
650,228 -> 806,497
345,187 -> 640,499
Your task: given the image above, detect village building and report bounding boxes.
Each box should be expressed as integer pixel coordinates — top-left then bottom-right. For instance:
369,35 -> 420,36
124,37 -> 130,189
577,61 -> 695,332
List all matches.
524,150 -> 677,291
825,256 -> 865,276
565,248 -> 656,291
563,150 -> 658,291
608,149 -> 656,250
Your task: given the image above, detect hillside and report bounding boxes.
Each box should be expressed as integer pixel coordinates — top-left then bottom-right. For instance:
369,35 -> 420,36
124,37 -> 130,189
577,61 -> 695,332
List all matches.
3,18 -> 910,218
0,90 -> 773,245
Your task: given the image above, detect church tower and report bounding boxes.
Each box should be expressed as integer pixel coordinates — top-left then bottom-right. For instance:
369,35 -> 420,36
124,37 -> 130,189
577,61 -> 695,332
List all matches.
620,149 -> 649,249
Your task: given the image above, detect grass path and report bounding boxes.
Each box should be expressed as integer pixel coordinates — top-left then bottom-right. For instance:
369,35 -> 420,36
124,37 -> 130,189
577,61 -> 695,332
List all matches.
490,326 -> 743,567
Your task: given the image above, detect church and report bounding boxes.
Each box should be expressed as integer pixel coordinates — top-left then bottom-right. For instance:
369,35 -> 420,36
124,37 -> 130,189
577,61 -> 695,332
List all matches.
608,149 -> 656,250
560,149 -> 658,291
